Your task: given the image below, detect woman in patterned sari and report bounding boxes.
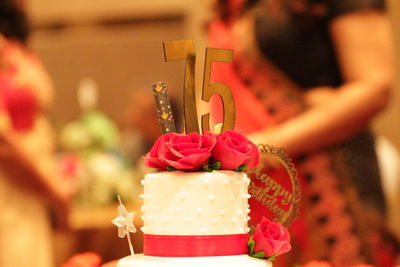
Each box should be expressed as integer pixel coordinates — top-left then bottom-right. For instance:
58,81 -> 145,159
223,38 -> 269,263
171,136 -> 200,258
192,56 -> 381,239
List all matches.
209,0 -> 399,266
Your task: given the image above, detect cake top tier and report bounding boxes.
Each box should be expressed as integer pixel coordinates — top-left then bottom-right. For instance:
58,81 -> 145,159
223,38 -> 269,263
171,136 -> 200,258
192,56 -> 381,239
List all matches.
141,171 -> 251,235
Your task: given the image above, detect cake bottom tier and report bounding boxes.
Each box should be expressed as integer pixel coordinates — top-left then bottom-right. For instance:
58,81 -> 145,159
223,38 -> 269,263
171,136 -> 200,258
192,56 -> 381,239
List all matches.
117,254 -> 272,267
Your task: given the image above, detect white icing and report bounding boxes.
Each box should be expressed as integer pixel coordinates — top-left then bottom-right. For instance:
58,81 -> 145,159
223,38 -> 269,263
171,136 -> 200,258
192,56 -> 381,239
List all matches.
142,171 -> 250,235
117,255 -> 272,267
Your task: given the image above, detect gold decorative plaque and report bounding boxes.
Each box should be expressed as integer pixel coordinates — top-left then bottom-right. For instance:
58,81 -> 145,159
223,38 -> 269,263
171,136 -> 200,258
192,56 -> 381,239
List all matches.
246,144 -> 301,228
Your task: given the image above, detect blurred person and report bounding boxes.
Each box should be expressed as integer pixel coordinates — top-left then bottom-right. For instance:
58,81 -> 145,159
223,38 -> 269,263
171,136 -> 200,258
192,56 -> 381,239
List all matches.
209,0 -> 399,266
0,0 -> 74,266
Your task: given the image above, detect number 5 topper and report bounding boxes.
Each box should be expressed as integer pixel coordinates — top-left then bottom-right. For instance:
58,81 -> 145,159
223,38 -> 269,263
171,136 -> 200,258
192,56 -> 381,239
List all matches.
163,39 -> 235,134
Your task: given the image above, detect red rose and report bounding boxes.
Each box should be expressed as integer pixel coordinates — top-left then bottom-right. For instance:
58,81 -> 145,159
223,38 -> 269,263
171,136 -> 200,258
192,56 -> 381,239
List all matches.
252,217 -> 291,258
212,131 -> 259,170
62,252 -> 102,267
144,132 -> 216,171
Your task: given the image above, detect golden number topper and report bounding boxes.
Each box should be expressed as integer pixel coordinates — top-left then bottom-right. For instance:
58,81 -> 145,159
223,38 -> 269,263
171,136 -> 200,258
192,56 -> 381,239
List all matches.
163,40 -> 235,134
163,40 -> 199,133
246,144 -> 301,228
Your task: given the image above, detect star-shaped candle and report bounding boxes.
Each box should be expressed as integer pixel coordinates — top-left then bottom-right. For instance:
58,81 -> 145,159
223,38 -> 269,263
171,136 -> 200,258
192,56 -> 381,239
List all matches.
112,195 -> 136,260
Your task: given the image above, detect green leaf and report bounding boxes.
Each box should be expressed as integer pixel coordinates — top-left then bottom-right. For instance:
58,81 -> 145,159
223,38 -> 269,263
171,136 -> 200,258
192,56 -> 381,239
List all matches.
266,254 -> 277,261
251,251 -> 265,259
202,163 -> 212,172
248,239 -> 255,255
234,164 -> 248,172
210,161 -> 221,170
238,164 -> 248,171
166,166 -> 177,171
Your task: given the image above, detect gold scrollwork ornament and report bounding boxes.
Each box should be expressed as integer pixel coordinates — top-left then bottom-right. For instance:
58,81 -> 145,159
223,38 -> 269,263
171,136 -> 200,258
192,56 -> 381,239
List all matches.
246,144 -> 301,228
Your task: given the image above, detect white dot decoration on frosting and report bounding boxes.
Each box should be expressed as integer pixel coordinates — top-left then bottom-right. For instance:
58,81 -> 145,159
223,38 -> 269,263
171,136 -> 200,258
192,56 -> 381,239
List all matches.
185,217 -> 192,223
246,208 -> 251,213
140,179 -> 147,186
236,180 -> 242,185
220,209 -> 225,216
156,228 -> 161,233
212,218 -> 219,224
223,178 -> 229,185
139,194 -> 150,199
241,193 -> 251,199
247,227 -> 251,232
147,215 -> 153,220
208,194 -> 215,201
140,227 -> 147,232
173,207 -> 181,213
141,215 -> 145,220
232,217 -> 237,223
237,209 -> 243,215
223,228 -> 229,233
140,205 -> 147,212
196,208 -> 204,215
201,227 -> 207,233
246,216 -> 251,221
239,227 -> 245,232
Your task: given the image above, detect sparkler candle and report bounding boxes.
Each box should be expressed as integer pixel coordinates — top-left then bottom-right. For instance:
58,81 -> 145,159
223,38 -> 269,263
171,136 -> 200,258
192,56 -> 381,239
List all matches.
152,82 -> 176,134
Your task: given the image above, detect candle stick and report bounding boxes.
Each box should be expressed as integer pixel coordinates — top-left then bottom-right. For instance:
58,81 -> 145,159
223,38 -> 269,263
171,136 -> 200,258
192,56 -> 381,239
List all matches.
112,195 -> 137,260
152,82 -> 176,134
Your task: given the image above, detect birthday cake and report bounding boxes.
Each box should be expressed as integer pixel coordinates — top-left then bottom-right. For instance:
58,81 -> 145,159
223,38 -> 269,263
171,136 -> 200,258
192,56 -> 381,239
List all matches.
116,131 -> 281,267
116,41 -> 293,267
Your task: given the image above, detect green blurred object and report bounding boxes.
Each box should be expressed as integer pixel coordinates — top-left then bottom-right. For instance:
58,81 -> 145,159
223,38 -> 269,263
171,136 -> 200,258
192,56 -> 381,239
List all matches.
60,111 -> 120,152
81,110 -> 120,150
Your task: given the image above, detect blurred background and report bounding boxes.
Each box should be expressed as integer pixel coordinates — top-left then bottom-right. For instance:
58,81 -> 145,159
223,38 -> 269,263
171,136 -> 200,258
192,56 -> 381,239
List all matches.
0,0 -> 399,266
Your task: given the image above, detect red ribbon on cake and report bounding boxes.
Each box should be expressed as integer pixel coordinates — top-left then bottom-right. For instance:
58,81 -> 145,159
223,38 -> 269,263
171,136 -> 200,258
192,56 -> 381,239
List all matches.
144,234 -> 248,257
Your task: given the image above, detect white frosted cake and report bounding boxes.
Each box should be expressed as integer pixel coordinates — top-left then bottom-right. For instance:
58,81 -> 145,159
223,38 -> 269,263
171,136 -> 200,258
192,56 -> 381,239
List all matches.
117,171 -> 271,267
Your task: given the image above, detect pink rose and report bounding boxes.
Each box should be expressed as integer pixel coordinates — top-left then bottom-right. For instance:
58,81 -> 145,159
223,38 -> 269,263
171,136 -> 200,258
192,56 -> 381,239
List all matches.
144,132 -> 216,171
251,217 -> 291,258
212,131 -> 259,170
